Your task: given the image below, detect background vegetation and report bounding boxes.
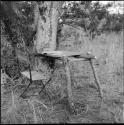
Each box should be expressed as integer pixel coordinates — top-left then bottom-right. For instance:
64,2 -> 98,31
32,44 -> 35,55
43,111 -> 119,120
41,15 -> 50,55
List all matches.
1,1 -> 123,123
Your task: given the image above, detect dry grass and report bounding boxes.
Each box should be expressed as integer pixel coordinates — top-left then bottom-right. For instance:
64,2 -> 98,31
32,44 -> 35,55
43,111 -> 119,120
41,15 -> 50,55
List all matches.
1,30 -> 123,123
80,32 -> 124,123
86,32 -> 123,98
58,28 -> 123,123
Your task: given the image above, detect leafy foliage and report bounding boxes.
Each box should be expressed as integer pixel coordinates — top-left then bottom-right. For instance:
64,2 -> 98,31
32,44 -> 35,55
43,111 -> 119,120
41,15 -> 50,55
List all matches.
1,1 -> 123,47
61,1 -> 123,39
1,1 -> 36,48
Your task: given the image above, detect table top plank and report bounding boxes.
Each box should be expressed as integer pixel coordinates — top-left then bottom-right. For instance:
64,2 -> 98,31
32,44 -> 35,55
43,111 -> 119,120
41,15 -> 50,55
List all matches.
34,51 -> 96,59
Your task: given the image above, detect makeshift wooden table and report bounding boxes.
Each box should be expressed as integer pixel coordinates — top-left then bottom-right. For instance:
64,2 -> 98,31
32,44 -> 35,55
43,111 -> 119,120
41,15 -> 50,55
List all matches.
20,51 -> 103,106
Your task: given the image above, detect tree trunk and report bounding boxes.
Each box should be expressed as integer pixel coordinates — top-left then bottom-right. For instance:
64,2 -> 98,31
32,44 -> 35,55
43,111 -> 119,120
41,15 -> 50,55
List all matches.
35,1 -> 63,53
33,1 -> 63,75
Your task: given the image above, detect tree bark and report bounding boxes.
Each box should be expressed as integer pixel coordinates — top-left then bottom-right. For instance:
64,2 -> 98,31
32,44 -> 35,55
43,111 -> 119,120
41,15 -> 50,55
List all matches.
33,1 -> 63,76
35,1 -> 63,53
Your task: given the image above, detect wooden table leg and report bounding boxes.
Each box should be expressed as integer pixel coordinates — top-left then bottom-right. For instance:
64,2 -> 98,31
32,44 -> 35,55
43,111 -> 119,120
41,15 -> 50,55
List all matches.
64,58 -> 74,107
89,59 -> 103,99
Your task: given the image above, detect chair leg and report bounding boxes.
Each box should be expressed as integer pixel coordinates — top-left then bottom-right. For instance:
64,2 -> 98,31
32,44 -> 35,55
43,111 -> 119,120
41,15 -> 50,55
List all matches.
20,81 -> 33,98
41,87 -> 51,102
39,78 -> 51,94
39,66 -> 56,102
39,72 -> 55,102
38,80 -> 51,101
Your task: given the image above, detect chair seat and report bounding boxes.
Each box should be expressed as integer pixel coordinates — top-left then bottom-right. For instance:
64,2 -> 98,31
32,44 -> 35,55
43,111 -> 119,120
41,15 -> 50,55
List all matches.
21,71 -> 47,81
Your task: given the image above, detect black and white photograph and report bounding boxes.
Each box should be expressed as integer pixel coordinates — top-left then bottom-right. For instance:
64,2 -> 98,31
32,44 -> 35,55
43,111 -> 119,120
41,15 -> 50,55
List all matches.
1,1 -> 124,123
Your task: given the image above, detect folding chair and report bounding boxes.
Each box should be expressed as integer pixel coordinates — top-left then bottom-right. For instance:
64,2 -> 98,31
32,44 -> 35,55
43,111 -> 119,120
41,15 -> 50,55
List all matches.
19,53 -> 56,100
15,43 -> 55,100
